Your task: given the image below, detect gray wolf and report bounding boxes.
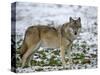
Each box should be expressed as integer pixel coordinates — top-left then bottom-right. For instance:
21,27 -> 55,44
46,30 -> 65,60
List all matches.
20,17 -> 81,68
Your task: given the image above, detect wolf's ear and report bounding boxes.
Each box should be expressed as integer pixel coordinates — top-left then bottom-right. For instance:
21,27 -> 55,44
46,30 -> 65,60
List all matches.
70,17 -> 74,22
78,17 -> 81,22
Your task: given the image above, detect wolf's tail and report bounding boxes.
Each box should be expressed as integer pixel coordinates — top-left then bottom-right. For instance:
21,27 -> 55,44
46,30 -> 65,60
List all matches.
20,40 -> 28,59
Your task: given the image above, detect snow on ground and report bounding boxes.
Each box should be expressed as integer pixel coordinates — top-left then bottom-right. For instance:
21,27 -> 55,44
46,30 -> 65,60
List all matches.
11,2 -> 97,73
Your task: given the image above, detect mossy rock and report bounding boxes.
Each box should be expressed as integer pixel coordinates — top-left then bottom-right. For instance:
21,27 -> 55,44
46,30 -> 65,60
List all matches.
31,60 -> 37,66
53,50 -> 60,55
35,68 -> 43,71
81,59 -> 91,64
90,54 -> 97,58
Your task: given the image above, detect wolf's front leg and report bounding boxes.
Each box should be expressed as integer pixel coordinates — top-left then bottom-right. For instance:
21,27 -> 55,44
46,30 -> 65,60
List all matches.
66,45 -> 72,68
60,47 -> 66,68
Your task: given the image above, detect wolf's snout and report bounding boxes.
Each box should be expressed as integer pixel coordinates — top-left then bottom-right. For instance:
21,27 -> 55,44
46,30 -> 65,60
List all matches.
74,32 -> 77,35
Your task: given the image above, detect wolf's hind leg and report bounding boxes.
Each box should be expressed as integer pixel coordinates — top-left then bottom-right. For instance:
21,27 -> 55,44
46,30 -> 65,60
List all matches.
21,42 -> 40,68
21,46 -> 34,68
27,54 -> 33,67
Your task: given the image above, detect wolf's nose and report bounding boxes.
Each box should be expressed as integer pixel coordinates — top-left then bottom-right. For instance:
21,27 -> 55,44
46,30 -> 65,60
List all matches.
74,32 -> 77,35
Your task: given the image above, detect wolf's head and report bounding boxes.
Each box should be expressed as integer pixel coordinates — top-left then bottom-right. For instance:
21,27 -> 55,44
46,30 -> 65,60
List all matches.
68,17 -> 81,36
63,17 -> 81,41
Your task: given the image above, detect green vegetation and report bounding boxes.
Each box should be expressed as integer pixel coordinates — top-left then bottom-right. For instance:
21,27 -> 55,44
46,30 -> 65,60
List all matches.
15,36 -> 97,68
